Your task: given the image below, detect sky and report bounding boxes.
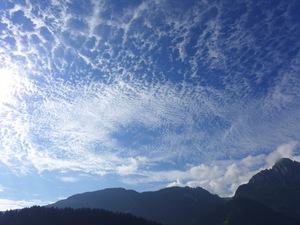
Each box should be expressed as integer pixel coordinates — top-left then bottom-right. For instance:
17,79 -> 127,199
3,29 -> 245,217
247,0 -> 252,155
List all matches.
0,0 -> 300,210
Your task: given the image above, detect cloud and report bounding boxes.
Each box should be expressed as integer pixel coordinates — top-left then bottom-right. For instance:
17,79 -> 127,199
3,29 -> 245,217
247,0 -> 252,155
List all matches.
265,142 -> 299,167
0,69 -> 231,174
0,198 -> 51,211
59,176 -> 80,183
0,0 -> 299,198
130,142 -> 300,197
0,185 -> 5,192
116,157 -> 149,176
241,154 -> 265,168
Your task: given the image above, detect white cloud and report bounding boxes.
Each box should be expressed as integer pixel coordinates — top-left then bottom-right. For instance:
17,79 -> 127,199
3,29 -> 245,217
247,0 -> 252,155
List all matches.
0,198 -> 51,211
0,0 -> 299,199
59,176 -> 79,183
0,185 -> 5,192
116,157 -> 149,176
266,142 -> 298,167
241,154 -> 265,168
130,142 -> 300,197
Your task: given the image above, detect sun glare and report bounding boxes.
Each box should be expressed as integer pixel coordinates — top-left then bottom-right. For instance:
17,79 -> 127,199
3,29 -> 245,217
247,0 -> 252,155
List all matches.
0,68 -> 17,104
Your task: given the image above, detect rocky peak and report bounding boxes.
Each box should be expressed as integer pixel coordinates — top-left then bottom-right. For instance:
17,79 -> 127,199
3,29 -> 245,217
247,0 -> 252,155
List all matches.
235,158 -> 300,219
272,158 -> 300,177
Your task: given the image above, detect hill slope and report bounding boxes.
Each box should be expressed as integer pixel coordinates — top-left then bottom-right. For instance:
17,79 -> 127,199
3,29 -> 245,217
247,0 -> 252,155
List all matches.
193,198 -> 299,225
48,186 -> 224,225
48,158 -> 300,225
0,206 -> 164,225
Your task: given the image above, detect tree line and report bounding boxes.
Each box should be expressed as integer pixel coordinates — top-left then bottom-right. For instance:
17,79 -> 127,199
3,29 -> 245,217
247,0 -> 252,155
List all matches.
0,206 -> 164,225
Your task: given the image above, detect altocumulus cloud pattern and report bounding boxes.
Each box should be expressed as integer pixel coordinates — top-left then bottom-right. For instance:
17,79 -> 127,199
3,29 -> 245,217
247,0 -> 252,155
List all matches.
0,0 -> 300,205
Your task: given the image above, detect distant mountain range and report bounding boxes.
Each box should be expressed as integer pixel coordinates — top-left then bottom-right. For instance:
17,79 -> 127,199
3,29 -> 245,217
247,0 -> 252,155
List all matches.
48,158 -> 300,225
48,186 -> 224,225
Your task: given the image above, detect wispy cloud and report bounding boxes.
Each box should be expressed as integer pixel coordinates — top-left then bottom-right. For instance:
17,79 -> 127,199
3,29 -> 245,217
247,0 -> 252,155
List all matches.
0,185 -> 5,193
0,198 -> 51,211
59,176 -> 80,183
0,0 -> 299,198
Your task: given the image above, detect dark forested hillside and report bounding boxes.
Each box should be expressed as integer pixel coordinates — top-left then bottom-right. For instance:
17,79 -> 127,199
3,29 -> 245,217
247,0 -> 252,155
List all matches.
0,206 -> 164,225
193,198 -> 300,225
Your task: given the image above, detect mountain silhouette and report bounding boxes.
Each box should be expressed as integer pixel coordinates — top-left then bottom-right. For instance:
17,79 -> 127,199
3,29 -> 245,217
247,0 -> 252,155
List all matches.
0,206 -> 164,225
48,186 -> 224,225
48,158 -> 300,225
235,158 -> 300,219
193,197 -> 299,225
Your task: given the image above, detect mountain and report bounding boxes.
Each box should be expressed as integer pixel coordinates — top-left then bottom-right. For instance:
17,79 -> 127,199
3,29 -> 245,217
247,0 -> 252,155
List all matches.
48,186 -> 224,225
193,197 -> 299,225
48,158 -> 300,225
0,206 -> 164,225
235,158 -> 300,219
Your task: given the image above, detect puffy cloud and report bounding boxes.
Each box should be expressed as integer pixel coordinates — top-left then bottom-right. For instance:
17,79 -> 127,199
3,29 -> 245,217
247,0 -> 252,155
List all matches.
265,142 -> 298,167
135,142 -> 300,197
116,157 -> 149,176
168,162 -> 255,197
241,155 -> 265,168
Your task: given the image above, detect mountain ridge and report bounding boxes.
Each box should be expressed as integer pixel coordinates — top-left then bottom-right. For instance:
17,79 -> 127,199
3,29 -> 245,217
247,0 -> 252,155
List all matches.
48,158 -> 300,225
235,158 -> 300,218
48,186 -> 224,225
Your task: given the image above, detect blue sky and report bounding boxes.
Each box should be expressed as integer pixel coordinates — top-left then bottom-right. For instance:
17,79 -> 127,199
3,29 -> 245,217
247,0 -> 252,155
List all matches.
0,0 -> 300,210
